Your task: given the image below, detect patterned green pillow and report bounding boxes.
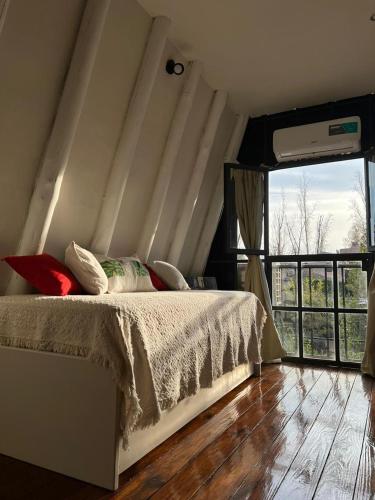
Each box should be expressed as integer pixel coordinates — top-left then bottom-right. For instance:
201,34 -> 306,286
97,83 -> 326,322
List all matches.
95,255 -> 155,293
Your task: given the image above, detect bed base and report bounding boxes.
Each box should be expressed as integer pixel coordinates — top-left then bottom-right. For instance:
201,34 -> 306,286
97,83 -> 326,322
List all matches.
0,346 -> 256,490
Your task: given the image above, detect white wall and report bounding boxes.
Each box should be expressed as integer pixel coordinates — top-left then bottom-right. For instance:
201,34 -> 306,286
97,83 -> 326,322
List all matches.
109,40 -> 186,257
178,105 -> 236,274
0,0 -> 85,293
149,77 -> 214,262
45,0 -> 151,258
0,0 -> 239,293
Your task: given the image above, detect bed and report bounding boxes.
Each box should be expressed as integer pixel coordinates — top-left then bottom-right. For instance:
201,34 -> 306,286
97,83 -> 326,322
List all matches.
0,290 -> 265,490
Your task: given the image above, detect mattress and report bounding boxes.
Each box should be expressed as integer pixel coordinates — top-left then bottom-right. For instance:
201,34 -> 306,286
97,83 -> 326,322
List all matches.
0,290 -> 266,447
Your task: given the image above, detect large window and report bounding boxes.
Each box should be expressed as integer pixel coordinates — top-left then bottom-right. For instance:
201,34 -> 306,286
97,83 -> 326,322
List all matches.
268,158 -> 370,366
223,158 -> 373,367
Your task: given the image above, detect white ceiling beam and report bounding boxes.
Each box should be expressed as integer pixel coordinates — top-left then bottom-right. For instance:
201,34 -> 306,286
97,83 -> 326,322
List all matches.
0,0 -> 10,35
190,113 -> 248,275
91,16 -> 170,255
167,89 -> 227,267
190,173 -> 223,275
6,0 -> 111,294
137,60 -> 202,262
225,113 -> 248,164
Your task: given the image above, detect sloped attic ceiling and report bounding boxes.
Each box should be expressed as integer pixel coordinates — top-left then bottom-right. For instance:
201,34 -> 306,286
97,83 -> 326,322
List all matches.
0,0 -> 243,294
139,0 -> 375,116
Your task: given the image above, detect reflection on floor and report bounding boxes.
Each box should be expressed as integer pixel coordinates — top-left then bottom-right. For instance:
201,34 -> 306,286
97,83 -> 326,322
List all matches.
1,363 -> 374,499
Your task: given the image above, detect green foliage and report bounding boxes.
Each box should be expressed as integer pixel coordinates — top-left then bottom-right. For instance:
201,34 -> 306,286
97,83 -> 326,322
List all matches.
340,268 -> 367,308
339,314 -> 367,362
100,259 -> 125,278
274,264 -> 367,362
131,260 -> 149,277
274,311 -> 298,356
303,312 -> 334,359
302,273 -> 333,308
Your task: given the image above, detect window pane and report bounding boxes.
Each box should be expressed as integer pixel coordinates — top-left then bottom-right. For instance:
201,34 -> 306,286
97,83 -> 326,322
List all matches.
339,313 -> 367,362
338,262 -> 367,309
269,159 -> 366,255
274,310 -> 298,356
303,312 -> 335,360
302,262 -> 333,308
272,262 -> 297,306
237,262 -> 247,290
235,220 -> 264,252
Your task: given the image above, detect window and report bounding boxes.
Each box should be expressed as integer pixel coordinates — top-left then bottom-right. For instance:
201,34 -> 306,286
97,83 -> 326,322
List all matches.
268,158 -> 370,366
222,157 -> 373,366
269,159 -> 366,255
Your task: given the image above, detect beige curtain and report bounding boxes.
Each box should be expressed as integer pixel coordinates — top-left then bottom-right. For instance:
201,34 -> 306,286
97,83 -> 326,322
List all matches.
362,265 -> 375,376
234,169 -> 286,361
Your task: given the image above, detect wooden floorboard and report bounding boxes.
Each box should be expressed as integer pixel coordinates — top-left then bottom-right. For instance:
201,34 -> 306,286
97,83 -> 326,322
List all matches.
272,370 -> 356,500
190,367 -> 324,499
134,370 -> 304,498
0,363 -> 374,500
115,364 -> 293,499
232,369 -> 338,499
353,377 -> 375,500
314,375 -> 372,500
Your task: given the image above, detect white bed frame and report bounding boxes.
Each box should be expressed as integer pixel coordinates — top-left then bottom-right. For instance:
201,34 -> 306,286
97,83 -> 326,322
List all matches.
0,346 -> 258,490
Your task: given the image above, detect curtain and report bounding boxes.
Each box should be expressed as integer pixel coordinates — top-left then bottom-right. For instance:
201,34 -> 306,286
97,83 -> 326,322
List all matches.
234,169 -> 286,361
362,265 -> 375,376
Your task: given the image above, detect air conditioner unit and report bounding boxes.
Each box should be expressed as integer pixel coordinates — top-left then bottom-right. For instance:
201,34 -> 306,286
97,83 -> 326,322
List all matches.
273,116 -> 361,163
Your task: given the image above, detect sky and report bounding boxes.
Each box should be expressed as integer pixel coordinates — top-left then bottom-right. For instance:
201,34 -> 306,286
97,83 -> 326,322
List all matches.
268,158 -> 365,254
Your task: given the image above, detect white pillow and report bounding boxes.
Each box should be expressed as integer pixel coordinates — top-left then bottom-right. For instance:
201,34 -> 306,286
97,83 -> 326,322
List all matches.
149,261 -> 190,290
65,241 -> 108,294
95,255 -> 156,293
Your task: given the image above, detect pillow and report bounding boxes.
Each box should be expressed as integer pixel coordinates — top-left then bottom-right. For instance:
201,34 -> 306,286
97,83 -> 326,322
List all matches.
149,261 -> 190,290
65,241 -> 108,294
3,254 -> 82,296
144,264 -> 169,291
95,255 -> 156,293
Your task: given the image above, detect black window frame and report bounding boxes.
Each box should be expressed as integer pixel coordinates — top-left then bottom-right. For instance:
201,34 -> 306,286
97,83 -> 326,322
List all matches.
268,253 -> 372,369
223,156 -> 374,368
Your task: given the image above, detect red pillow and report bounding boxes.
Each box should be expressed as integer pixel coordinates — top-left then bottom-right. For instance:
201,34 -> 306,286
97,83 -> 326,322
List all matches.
144,264 -> 169,291
3,254 -> 82,296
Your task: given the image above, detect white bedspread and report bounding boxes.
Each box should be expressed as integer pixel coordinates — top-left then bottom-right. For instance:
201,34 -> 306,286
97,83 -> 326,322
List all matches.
0,290 -> 265,447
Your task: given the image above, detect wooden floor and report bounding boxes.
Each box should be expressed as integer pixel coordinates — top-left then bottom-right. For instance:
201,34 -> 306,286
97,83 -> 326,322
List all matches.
1,363 -> 374,499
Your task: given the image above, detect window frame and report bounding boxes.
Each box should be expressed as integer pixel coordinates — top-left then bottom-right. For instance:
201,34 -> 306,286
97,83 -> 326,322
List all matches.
268,253 -> 371,368
223,156 -> 374,368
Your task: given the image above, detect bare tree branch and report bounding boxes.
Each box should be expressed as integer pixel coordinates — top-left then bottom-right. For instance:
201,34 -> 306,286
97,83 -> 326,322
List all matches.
271,190 -> 287,254
297,173 -> 316,254
285,215 -> 303,255
271,168 -> 366,257
345,171 -> 366,251
315,214 -> 332,253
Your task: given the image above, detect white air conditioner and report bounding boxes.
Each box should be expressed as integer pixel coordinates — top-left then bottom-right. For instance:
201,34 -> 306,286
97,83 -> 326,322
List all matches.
273,116 -> 361,162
